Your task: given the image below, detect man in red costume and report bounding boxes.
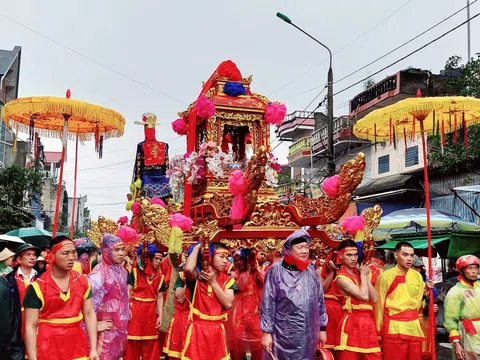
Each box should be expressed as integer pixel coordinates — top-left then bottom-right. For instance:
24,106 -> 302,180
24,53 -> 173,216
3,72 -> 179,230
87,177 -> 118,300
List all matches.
126,243 -> 166,360
23,236 -> 99,360
374,241 -> 425,360
163,269 -> 191,360
333,239 -> 381,359
319,255 -> 343,354
179,242 -> 236,360
228,248 -> 264,360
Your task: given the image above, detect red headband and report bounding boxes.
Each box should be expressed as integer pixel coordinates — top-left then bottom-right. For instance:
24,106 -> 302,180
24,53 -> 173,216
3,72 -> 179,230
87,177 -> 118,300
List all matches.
339,246 -> 357,254
113,241 -> 125,249
51,240 -> 74,254
214,248 -> 230,256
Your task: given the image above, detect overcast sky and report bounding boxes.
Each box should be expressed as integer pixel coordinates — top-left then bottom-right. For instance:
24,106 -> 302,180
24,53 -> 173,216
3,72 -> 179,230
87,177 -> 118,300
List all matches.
1,0 -> 479,221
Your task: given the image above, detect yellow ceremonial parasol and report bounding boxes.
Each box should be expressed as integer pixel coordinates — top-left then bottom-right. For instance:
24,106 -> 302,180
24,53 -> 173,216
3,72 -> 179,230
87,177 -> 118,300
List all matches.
1,90 -> 125,237
353,91 -> 480,360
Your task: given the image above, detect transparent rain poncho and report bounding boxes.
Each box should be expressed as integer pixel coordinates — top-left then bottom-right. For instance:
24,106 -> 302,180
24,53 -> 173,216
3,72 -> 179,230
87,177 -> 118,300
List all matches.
88,234 -> 129,360
260,230 -> 327,360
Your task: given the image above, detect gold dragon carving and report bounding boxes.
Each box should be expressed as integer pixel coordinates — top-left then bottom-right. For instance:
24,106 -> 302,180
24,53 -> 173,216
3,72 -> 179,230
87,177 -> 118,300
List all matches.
139,200 -> 171,248
361,204 -> 383,264
245,200 -> 298,228
86,216 -> 119,248
289,153 -> 366,223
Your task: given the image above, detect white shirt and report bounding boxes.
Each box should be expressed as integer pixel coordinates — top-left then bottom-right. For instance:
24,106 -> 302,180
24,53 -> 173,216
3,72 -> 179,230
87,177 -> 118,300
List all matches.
17,266 -> 37,284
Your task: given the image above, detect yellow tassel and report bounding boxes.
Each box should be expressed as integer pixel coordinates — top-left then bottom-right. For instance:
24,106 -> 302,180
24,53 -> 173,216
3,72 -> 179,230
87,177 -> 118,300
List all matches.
13,125 -> 18,152
355,230 -> 365,242
168,227 -> 183,254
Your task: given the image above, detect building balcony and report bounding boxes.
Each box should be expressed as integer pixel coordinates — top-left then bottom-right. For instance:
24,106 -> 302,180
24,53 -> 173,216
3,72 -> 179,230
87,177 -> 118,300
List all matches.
275,110 -> 315,142
275,180 -> 304,204
311,116 -> 370,157
287,137 -> 312,168
349,69 -> 452,121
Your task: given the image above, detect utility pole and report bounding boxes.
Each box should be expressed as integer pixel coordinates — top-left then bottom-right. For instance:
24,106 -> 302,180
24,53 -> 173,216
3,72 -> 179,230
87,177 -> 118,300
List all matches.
467,0 -> 472,62
327,66 -> 335,176
276,12 -> 335,176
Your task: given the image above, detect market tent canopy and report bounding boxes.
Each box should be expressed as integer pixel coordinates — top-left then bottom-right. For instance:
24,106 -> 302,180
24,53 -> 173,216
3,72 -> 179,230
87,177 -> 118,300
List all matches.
453,185 -> 480,193
377,237 -> 449,250
377,232 -> 480,258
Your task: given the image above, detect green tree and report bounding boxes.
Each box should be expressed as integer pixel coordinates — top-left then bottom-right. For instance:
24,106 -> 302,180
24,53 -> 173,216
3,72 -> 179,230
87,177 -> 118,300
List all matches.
428,54 -> 480,174
363,77 -> 376,90
0,165 -> 44,233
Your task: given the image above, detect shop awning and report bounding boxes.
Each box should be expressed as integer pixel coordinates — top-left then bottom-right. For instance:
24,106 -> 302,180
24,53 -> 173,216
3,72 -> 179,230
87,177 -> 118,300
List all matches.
377,236 -> 449,250
377,232 -> 480,258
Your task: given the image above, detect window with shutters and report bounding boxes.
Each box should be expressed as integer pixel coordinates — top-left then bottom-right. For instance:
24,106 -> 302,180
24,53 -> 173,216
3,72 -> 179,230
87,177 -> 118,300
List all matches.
405,146 -> 419,167
378,155 -> 390,174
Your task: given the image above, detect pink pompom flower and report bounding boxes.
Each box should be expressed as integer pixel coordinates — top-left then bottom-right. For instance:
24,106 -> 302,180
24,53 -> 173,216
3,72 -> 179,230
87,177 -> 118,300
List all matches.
341,216 -> 366,234
117,216 -> 129,225
117,226 -> 139,246
132,201 -> 140,215
169,213 -> 194,232
172,118 -> 188,135
322,175 -> 340,198
265,102 -> 287,125
150,197 -> 166,208
228,170 -> 246,196
195,95 -> 216,118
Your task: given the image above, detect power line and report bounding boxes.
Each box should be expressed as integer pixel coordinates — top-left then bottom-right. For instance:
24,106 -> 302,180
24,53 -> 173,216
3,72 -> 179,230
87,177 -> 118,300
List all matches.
334,0 -> 479,85
267,0 -> 413,97
0,12 -> 187,105
333,10 -> 480,97
289,0 -> 479,98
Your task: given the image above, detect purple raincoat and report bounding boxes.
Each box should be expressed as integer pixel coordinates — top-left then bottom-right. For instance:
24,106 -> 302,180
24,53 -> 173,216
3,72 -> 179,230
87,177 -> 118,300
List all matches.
88,234 -> 129,360
260,230 -> 327,360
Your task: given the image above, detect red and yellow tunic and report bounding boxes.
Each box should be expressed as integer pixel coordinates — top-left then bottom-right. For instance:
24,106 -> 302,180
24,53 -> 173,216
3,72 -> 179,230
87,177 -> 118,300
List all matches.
163,273 -> 191,359
374,266 -> 425,342
181,272 -> 235,360
323,285 -> 342,350
127,268 -> 165,340
23,270 -> 92,360
72,261 -> 83,274
14,268 -> 36,338
333,267 -> 381,353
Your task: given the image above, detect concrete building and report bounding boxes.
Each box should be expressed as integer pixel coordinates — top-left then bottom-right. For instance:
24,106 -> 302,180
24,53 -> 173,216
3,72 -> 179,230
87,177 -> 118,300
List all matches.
67,195 -> 90,235
0,46 -> 25,167
40,151 -> 65,230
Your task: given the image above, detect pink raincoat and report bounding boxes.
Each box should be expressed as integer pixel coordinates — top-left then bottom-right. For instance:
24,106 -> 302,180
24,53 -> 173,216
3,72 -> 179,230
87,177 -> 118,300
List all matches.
88,234 -> 129,360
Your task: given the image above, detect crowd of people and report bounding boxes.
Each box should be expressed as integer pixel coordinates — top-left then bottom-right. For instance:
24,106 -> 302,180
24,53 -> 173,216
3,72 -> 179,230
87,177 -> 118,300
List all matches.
0,229 -> 479,360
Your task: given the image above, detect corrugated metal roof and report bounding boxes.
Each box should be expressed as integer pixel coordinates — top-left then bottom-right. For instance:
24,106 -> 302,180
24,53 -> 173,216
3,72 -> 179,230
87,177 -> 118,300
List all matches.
44,151 -> 62,163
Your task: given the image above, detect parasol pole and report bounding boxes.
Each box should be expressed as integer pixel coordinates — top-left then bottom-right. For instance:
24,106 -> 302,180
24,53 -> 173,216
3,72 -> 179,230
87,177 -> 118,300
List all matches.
419,118 -> 436,360
70,134 -> 79,239
52,89 -> 72,238
52,138 -> 66,238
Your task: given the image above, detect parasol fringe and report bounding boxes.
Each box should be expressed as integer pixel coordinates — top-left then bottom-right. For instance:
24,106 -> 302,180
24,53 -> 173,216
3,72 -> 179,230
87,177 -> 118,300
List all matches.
1,97 -> 125,135
411,117 -> 416,142
13,125 -> 18,152
3,120 -> 123,142
463,111 -> 468,149
389,118 -> 392,145
453,114 -> 457,145
352,96 -> 480,143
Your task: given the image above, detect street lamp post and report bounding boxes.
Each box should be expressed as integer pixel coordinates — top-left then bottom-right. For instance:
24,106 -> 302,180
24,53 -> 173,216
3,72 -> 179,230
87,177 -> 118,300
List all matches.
276,12 -> 335,176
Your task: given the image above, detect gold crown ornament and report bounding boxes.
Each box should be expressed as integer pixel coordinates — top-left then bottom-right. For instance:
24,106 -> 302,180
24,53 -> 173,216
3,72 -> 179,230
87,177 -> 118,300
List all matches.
86,216 -> 119,248
134,113 -> 161,128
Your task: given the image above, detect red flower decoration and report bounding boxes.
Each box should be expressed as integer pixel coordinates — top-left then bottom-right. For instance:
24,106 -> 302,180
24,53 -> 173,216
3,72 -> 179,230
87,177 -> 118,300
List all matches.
172,118 -> 188,135
217,60 -> 242,81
